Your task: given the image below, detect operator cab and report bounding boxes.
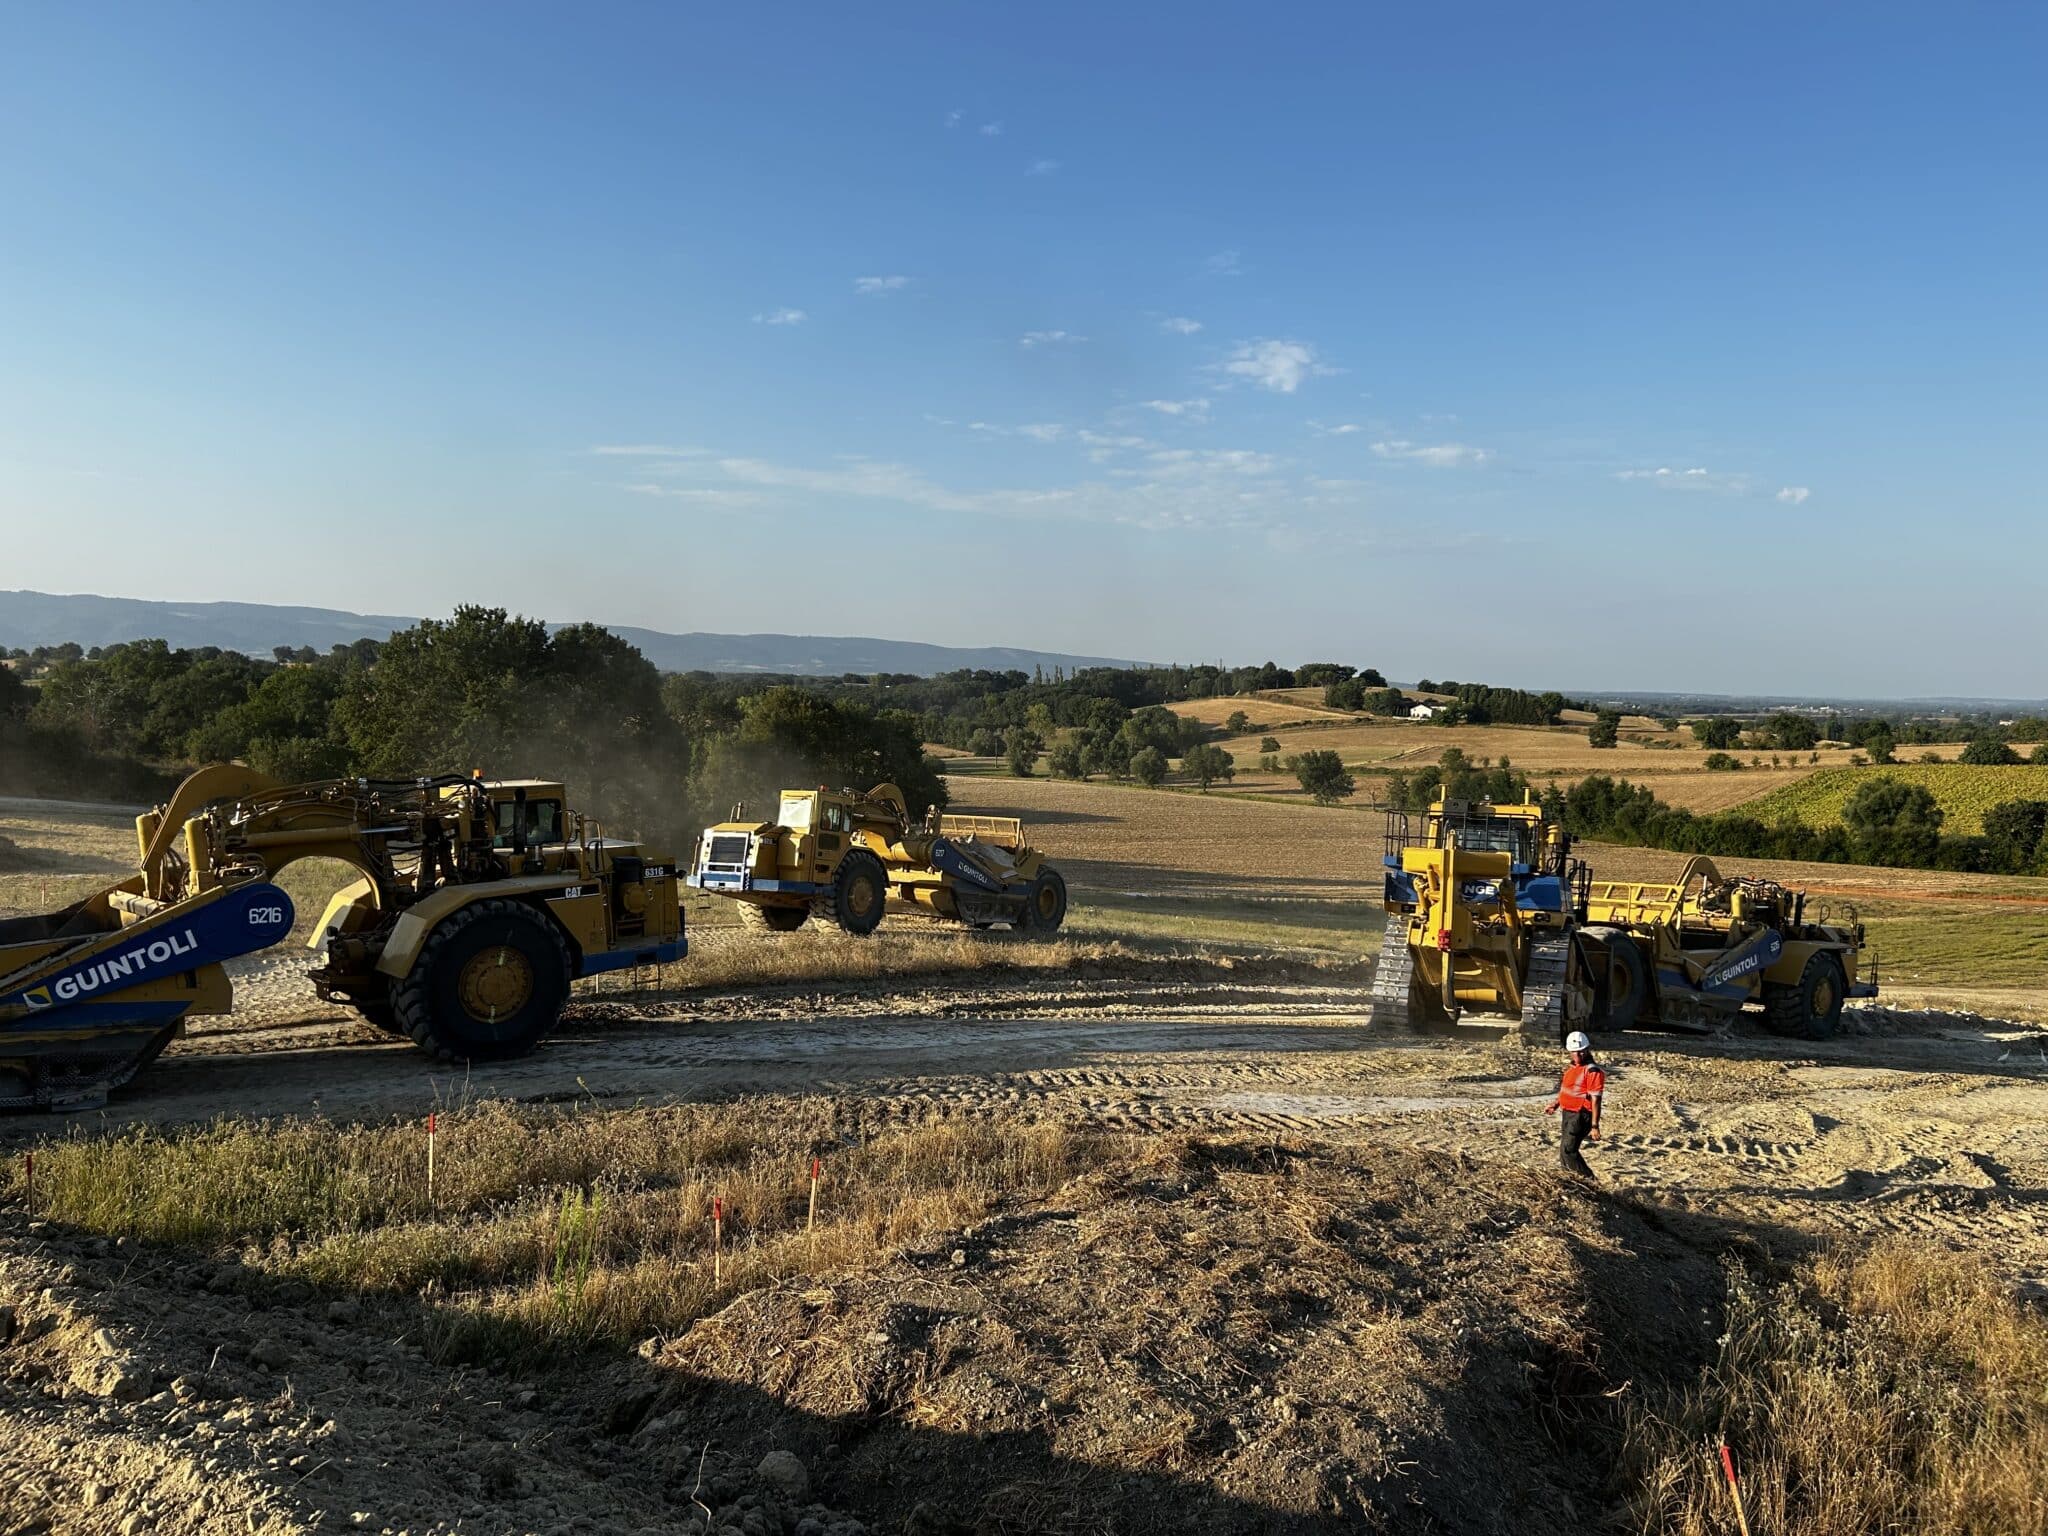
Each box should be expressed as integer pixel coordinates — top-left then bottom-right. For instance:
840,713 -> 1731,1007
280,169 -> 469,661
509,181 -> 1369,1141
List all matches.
482,780 -> 567,850
1423,799 -> 1550,870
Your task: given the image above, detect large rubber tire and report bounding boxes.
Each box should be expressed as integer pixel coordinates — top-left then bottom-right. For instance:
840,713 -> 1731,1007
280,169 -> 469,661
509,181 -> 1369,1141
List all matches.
1019,868 -> 1068,938
737,903 -> 810,934
392,898 -> 573,1062
1582,926 -> 1649,1033
813,850 -> 887,936
1765,952 -> 1845,1041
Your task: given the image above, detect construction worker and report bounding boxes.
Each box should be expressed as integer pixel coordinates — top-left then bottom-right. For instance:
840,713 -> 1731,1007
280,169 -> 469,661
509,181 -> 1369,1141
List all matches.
1544,1030 -> 1605,1178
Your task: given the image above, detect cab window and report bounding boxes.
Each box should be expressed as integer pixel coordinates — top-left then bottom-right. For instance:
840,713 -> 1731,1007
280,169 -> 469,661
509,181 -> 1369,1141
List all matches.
778,794 -> 815,832
822,803 -> 851,833
494,799 -> 562,849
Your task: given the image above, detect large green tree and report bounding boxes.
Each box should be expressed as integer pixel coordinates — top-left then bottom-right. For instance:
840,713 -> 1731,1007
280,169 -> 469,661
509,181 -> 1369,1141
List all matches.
335,607 -> 688,840
1294,749 -> 1355,805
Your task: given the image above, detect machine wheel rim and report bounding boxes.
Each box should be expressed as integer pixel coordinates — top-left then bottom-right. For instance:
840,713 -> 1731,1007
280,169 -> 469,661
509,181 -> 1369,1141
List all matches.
1035,882 -> 1059,919
458,946 -> 535,1023
847,873 -> 879,919
1811,969 -> 1837,1018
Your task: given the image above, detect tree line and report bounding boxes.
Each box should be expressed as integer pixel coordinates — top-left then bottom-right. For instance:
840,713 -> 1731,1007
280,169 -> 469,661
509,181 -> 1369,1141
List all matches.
0,609 -> 940,848
1374,748 -> 2048,875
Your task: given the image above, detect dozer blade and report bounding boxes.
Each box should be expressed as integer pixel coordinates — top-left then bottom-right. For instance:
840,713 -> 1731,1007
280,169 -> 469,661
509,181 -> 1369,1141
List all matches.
0,881 -> 296,1111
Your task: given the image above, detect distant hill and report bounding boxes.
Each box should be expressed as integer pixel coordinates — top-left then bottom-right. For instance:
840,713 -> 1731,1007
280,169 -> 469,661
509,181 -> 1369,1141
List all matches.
0,590 -> 1145,678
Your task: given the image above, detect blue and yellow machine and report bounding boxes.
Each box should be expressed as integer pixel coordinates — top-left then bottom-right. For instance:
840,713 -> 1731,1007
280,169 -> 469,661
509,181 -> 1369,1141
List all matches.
1369,795 -> 1593,1039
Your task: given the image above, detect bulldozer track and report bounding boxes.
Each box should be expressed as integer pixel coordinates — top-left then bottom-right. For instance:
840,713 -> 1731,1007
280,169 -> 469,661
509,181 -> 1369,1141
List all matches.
1518,932 -> 1571,1041
1365,911 -> 1417,1028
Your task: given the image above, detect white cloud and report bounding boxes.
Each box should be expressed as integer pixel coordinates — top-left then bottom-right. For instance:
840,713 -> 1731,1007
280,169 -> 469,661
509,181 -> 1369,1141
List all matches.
694,447 -> 1321,536
1616,466 -> 1750,493
1221,338 -> 1333,394
1078,429 -> 1158,462
1309,421 -> 1364,436
1025,158 -> 1060,176
1142,447 -> 1279,478
718,456 -> 978,513
1017,422 -> 1066,442
1019,329 -> 1085,348
945,109 -> 963,128
588,444 -> 708,458
854,275 -> 909,295
620,483 -> 766,508
1776,485 -> 1812,505
1205,250 -> 1244,277
1142,399 -> 1210,419
752,308 -> 807,326
979,120 -> 1003,136
1160,316 -> 1203,335
1371,439 -> 1489,467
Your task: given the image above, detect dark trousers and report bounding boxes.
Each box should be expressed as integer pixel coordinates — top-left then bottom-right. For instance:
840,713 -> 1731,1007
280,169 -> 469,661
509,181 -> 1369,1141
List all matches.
1559,1109 -> 1597,1178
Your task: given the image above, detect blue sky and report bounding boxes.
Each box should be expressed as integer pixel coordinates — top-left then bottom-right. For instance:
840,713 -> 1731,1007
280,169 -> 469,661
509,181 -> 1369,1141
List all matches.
3,4 -> 2043,695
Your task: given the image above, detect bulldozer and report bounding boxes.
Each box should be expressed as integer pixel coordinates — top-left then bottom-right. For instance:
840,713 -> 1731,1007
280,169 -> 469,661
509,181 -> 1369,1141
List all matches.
1369,796 -> 1878,1042
1576,857 -> 1876,1039
688,783 -> 1067,937
0,765 -> 684,1109
1368,795 -> 1595,1038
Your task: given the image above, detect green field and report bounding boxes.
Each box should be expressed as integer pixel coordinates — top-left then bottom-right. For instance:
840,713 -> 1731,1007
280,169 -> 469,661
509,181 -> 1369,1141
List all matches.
1738,764 -> 2048,837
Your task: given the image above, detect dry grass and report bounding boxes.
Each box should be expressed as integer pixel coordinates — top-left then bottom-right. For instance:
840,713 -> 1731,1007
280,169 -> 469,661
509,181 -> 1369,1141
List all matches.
1621,1243 -> 2048,1536
632,921 -> 1127,993
17,1097 -> 1117,1361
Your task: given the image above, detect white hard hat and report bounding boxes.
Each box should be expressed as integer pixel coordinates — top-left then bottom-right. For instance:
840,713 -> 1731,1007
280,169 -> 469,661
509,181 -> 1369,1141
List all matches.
1564,1031 -> 1592,1052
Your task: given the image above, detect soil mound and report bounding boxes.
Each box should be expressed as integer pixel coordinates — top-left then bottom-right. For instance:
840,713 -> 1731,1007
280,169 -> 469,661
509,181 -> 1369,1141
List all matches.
648,1140 -> 1727,1533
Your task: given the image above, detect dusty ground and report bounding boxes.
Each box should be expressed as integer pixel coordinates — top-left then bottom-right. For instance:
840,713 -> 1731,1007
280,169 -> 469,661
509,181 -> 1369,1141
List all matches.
4,791 -> 2048,1532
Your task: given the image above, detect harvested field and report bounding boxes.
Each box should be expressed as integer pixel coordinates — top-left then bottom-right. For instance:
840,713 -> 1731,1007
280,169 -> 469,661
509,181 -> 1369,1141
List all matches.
1159,710 -> 1865,807
1170,694 -> 1344,728
946,774 -> 1385,902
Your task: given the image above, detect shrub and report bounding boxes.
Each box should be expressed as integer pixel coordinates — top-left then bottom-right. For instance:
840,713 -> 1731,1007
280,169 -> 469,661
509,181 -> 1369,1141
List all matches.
1129,747 -> 1167,787
1224,710 -> 1251,734
1961,736 -> 2021,766
1703,752 -> 1743,772
1259,736 -> 1280,754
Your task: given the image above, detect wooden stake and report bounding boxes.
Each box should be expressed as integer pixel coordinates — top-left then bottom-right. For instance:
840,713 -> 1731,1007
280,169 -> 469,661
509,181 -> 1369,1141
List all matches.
426,1112 -> 438,1209
712,1195 -> 724,1285
807,1156 -> 821,1261
22,1151 -> 31,1213
1719,1443 -> 1752,1536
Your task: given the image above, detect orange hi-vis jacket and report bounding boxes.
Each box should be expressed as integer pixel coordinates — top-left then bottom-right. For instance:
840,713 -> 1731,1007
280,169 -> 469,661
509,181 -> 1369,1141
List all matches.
1555,1062 -> 1606,1115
